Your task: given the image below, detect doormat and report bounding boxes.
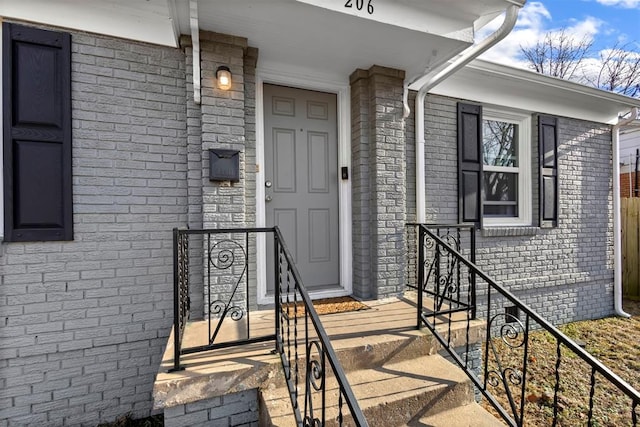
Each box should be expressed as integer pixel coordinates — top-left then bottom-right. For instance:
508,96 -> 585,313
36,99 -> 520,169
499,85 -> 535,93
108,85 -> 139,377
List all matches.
283,296 -> 369,318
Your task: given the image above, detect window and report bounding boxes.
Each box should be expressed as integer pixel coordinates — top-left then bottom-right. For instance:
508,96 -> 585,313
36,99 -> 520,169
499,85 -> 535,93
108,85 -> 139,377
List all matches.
481,109 -> 531,226
457,103 -> 533,227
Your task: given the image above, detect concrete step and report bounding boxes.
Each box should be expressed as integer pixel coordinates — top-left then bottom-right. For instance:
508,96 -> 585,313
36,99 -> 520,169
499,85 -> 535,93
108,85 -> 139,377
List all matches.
261,314 -> 485,392
413,402 -> 506,427
154,296 -> 486,410
317,305 -> 485,375
261,353 -> 478,427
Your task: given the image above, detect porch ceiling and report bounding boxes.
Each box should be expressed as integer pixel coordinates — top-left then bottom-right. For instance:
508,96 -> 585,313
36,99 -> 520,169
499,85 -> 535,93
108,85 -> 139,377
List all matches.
173,0 -> 520,82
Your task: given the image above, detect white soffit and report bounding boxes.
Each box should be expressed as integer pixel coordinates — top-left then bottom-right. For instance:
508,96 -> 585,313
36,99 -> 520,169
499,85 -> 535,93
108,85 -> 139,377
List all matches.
295,0 -> 524,39
0,0 -> 179,47
174,0 -> 474,84
431,59 -> 640,124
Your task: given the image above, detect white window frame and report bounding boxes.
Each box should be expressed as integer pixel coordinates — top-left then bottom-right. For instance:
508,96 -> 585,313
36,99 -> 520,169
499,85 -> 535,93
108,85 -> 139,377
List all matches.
482,108 -> 532,226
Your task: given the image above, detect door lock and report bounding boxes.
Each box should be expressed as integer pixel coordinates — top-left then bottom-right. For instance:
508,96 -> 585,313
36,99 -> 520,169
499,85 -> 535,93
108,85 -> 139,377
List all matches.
265,195 -> 273,202
265,180 -> 272,188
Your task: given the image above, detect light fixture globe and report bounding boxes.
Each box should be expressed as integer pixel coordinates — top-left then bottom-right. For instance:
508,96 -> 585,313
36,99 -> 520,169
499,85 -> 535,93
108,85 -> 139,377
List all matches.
216,66 -> 232,91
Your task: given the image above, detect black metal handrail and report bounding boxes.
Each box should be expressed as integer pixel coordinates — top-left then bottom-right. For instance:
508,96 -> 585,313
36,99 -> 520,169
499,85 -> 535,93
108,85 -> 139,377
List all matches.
273,227 -> 367,426
410,223 -> 640,427
171,227 -> 367,426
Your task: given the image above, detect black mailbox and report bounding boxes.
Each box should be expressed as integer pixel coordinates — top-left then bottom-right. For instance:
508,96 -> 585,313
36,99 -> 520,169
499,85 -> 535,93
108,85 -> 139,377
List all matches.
209,149 -> 240,182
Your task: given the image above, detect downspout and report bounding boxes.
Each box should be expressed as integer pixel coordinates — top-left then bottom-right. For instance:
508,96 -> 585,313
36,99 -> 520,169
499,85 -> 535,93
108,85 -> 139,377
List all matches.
410,4 -> 521,223
613,107 -> 639,318
190,0 -> 201,105
635,148 -> 639,197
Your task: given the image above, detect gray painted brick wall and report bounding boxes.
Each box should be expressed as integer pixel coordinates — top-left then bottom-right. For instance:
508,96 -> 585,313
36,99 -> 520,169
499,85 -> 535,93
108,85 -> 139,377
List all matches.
350,70 -> 372,298
350,66 -> 407,299
405,93 -> 614,325
200,32 -> 248,231
0,28 -> 187,426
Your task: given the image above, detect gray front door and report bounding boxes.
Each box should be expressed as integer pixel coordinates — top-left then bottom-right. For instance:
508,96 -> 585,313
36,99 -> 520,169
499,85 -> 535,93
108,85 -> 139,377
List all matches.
264,84 -> 340,291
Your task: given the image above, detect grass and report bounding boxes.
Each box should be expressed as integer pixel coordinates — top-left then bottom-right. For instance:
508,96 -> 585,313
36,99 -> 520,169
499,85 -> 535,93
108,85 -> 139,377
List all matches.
480,300 -> 640,426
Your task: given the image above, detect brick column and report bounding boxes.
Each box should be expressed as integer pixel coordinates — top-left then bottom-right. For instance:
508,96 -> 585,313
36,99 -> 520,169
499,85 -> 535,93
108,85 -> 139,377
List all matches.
191,33 -> 259,313
199,32 -> 249,229
350,69 -> 372,298
350,66 -> 407,299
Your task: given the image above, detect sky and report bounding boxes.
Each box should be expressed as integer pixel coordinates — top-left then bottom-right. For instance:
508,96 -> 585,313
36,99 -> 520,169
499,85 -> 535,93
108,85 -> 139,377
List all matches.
479,0 -> 640,71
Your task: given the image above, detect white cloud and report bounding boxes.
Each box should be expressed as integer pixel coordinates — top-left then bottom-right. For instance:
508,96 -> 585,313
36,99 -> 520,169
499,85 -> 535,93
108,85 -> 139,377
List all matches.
477,2 -> 604,69
595,0 -> 640,8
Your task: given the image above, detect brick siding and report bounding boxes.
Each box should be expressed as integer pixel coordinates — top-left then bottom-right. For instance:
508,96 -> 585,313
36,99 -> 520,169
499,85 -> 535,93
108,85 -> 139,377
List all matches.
163,390 -> 258,427
0,29 -> 187,426
405,93 -> 614,325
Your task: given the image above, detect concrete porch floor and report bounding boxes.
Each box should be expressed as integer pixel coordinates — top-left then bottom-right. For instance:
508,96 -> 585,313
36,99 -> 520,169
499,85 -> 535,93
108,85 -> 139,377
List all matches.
152,294 -> 485,411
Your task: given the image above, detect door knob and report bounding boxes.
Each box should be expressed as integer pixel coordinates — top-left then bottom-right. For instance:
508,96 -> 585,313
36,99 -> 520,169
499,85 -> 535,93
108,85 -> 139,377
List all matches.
265,195 -> 273,202
265,180 -> 272,188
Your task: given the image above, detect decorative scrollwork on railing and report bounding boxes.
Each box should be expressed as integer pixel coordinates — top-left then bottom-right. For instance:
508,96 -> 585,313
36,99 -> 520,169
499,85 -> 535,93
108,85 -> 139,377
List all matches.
484,312 -> 528,424
504,368 -> 523,386
424,235 -> 436,250
305,340 -> 326,426
439,228 -> 461,252
423,233 -> 463,312
207,238 -> 248,345
210,300 -> 244,321
490,313 -> 527,348
439,274 -> 458,296
307,341 -> 325,391
422,245 -> 436,291
208,239 -> 244,270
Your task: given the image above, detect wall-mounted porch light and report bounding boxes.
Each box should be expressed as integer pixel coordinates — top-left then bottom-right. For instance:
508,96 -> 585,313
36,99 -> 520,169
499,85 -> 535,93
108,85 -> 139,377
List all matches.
216,66 -> 232,90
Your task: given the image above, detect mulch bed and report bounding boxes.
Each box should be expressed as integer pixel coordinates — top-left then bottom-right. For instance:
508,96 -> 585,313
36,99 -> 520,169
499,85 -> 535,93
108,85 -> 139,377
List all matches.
98,414 -> 163,427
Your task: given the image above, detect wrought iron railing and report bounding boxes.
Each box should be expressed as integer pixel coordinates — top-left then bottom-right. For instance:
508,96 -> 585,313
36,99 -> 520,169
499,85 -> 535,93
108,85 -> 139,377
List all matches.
406,223 -> 476,326
409,223 -> 640,427
171,227 -> 274,372
272,227 -> 367,426
171,227 -> 367,426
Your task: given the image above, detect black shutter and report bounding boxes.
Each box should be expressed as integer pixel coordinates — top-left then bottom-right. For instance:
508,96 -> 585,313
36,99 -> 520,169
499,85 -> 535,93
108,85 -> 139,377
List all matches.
457,102 -> 483,226
3,23 -> 72,241
539,115 -> 559,227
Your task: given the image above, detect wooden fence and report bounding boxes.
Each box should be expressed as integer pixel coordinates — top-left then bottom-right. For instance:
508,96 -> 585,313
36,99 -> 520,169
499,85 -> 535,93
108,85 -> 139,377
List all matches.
622,198 -> 640,299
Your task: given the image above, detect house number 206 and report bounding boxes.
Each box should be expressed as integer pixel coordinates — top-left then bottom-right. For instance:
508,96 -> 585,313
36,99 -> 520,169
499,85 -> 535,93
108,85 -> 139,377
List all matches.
344,0 -> 374,14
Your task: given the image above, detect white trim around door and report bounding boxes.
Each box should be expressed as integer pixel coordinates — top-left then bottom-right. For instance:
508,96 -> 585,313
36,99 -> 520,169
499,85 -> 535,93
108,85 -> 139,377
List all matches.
255,66 -> 352,305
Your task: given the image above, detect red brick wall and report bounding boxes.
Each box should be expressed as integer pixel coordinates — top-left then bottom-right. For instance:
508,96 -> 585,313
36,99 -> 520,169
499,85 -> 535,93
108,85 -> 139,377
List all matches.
621,171 -> 639,198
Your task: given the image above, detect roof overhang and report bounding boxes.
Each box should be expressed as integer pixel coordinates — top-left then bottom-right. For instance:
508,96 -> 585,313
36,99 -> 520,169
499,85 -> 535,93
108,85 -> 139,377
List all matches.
0,0 -> 180,47
2,1 -> 525,87
621,127 -> 640,137
174,0 -> 525,82
430,59 -> 640,125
